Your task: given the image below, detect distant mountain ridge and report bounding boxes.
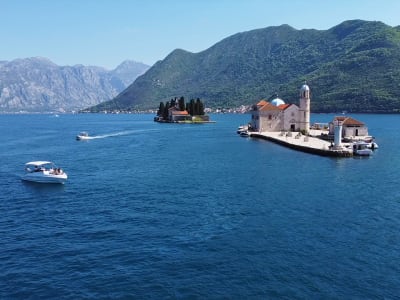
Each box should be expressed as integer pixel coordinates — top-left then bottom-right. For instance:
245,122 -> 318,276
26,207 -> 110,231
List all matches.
0,58 -> 149,112
90,19 -> 400,113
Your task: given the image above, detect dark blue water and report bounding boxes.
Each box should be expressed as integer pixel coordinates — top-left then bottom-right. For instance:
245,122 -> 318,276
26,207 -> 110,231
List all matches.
1,113 -> 400,299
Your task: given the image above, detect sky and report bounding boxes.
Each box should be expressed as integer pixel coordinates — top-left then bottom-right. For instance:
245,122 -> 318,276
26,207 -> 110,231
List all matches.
1,0 -> 399,69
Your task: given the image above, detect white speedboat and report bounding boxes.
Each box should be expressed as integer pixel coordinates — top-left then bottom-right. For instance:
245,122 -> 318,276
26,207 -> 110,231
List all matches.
22,161 -> 68,184
366,141 -> 379,150
352,141 -> 373,156
240,131 -> 251,137
237,125 -> 248,134
76,131 -> 90,140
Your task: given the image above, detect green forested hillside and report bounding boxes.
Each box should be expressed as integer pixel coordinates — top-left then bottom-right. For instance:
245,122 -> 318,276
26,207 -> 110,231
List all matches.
89,20 -> 400,113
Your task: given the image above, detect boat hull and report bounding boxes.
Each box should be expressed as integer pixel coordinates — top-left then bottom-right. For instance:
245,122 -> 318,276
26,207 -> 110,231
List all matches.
76,135 -> 91,140
22,173 -> 68,184
76,131 -> 91,140
354,149 -> 372,156
352,142 -> 373,156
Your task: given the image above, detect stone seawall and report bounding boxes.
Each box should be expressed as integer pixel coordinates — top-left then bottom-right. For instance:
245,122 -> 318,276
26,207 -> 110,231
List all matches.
250,132 -> 353,158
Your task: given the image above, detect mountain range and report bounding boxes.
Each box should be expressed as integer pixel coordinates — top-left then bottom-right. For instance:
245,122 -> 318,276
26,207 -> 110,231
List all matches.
90,19 -> 400,113
0,58 -> 149,112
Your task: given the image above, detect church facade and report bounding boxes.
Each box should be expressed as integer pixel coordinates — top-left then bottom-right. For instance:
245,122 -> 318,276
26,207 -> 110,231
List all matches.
249,83 -> 311,133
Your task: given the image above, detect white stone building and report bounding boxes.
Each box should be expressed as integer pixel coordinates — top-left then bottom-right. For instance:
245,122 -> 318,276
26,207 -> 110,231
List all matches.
249,83 -> 311,133
328,116 -> 370,140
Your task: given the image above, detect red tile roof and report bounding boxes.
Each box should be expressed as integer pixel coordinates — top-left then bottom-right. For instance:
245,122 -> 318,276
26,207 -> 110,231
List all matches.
334,116 -> 365,126
257,100 -> 268,106
259,102 -> 282,111
171,110 -> 189,115
278,104 -> 291,110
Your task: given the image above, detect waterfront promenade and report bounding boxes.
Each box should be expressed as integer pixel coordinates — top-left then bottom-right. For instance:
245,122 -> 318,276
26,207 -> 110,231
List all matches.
249,130 -> 353,157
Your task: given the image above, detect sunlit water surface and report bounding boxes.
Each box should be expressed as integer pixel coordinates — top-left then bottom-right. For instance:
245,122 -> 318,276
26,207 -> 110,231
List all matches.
1,113 -> 399,298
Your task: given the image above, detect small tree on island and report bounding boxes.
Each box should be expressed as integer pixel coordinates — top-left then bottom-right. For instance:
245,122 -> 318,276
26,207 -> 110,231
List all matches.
186,98 -> 205,116
163,101 -> 170,120
178,96 -> 185,111
196,98 -> 204,115
157,101 -> 165,116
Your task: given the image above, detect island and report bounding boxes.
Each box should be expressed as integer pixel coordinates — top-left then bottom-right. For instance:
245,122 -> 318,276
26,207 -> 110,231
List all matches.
154,97 -> 213,123
241,83 -> 378,157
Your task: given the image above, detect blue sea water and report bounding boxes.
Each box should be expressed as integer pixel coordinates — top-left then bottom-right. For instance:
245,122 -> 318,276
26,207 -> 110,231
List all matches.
1,113 -> 400,299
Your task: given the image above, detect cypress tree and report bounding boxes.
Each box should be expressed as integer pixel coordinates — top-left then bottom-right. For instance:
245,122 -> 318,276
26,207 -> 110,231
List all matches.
199,100 -> 205,115
163,102 -> 170,120
170,98 -> 176,108
189,99 -> 195,116
178,96 -> 185,111
195,98 -> 202,115
157,102 -> 165,117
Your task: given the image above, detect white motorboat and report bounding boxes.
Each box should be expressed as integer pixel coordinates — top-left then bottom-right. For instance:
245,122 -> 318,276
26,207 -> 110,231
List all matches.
237,125 -> 248,134
76,131 -> 91,140
240,131 -> 251,137
22,161 -> 68,184
366,142 -> 379,150
352,141 -> 373,156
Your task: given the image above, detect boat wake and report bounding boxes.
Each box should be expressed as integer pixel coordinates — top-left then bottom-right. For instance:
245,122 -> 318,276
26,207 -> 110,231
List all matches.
87,129 -> 154,139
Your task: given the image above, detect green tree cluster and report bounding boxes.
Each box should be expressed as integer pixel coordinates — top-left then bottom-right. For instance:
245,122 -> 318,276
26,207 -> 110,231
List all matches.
157,96 -> 205,118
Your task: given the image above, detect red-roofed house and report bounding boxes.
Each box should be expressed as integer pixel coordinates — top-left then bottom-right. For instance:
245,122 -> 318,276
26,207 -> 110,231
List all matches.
329,116 -> 369,139
168,107 -> 192,122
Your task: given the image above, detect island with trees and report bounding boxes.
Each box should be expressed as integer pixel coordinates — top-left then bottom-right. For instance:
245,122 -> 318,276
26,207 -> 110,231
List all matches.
154,97 -> 213,123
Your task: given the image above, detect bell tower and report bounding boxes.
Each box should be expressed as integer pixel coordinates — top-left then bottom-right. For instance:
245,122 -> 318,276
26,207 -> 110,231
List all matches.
299,82 -> 310,132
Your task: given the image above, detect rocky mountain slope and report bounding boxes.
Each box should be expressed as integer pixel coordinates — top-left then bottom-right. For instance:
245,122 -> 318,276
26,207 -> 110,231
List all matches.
0,57 -> 149,112
90,20 -> 400,113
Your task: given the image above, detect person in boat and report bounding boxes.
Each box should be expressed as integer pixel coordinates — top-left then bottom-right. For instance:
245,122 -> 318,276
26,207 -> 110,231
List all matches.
52,168 -> 61,175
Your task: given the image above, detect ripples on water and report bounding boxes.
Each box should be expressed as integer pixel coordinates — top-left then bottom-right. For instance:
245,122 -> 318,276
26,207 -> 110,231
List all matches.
1,113 -> 400,298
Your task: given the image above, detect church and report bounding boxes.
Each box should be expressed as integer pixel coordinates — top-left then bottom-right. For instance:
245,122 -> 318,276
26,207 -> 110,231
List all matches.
249,83 -> 311,133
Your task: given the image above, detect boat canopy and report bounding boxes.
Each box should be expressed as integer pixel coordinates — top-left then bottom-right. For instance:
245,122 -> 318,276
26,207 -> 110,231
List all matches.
25,161 -> 53,166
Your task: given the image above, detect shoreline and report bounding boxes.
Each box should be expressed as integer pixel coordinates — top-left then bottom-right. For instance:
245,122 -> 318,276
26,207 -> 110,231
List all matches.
155,120 -> 216,124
